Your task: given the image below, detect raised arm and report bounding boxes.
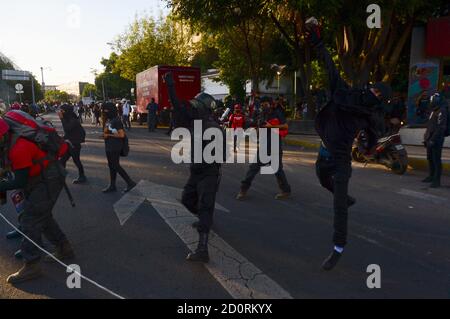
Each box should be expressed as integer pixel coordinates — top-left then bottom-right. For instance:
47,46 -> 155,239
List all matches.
305,18 -> 349,94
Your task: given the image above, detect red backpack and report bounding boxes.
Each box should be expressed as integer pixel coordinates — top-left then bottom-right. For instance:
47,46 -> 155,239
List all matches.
4,110 -> 68,159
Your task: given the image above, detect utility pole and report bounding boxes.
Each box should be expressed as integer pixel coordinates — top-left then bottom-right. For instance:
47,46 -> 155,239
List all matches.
40,67 -> 45,97
30,76 -> 36,105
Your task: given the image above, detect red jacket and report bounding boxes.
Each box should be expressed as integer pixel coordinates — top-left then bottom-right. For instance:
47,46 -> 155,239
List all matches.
229,113 -> 245,129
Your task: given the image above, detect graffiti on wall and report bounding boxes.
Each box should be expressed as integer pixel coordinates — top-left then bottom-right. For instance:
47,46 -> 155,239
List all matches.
407,62 -> 439,125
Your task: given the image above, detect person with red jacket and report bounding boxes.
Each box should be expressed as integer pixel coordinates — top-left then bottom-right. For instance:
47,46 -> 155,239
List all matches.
228,104 -> 246,152
0,118 -> 74,284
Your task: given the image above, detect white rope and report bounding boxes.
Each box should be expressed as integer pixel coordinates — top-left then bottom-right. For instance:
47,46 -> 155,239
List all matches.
0,212 -> 125,299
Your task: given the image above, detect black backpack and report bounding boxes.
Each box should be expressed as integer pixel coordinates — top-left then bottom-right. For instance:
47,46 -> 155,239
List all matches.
120,135 -> 129,157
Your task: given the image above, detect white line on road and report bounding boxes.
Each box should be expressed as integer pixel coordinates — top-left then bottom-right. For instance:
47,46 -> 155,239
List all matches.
397,189 -> 448,204
114,180 -> 292,299
114,180 -> 230,226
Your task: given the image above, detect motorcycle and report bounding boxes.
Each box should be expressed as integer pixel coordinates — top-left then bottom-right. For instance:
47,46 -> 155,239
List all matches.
352,130 -> 408,175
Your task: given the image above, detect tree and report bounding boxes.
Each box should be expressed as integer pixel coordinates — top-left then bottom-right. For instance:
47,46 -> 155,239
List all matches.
169,0 -> 279,94
82,83 -> 97,98
112,14 -> 194,82
94,53 -> 134,100
44,90 -> 70,104
324,0 -> 440,86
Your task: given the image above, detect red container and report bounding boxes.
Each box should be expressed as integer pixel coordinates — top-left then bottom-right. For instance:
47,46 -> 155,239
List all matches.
136,65 -> 201,114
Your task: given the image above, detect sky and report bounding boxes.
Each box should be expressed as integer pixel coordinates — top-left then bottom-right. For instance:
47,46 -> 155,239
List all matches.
0,0 -> 169,85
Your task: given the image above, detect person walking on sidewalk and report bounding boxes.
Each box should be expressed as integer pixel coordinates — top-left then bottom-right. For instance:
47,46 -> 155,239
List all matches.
58,104 -> 87,184
423,92 -> 449,188
102,102 -> 136,194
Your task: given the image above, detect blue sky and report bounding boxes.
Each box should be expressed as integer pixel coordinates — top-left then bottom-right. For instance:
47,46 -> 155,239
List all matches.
0,0 -> 168,85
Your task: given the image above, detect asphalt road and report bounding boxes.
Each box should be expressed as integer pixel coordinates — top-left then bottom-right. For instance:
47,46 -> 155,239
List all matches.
0,113 -> 449,299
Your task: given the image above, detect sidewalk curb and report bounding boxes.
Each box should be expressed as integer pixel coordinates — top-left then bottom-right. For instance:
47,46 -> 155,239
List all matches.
284,137 -> 450,174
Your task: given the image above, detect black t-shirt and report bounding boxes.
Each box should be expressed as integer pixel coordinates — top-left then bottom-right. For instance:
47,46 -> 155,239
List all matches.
105,117 -> 124,152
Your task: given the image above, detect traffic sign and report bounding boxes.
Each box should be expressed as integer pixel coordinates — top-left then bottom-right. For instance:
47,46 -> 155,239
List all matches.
16,90 -> 24,94
1,70 -> 30,81
15,83 -> 24,91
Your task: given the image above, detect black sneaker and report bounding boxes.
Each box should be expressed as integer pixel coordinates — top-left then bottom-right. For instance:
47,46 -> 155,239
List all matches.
123,182 -> 137,193
73,176 -> 87,184
430,181 -> 441,188
102,186 -> 117,193
348,196 -> 356,207
186,250 -> 209,263
422,177 -> 433,183
6,230 -> 22,240
321,250 -> 342,271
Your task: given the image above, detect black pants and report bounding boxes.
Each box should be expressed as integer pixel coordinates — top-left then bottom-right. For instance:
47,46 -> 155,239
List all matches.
148,115 -> 157,132
315,148 -> 352,247
122,115 -> 131,130
61,143 -> 85,177
182,166 -> 221,234
106,151 -> 133,186
20,164 -> 68,263
426,138 -> 445,183
241,144 -> 291,193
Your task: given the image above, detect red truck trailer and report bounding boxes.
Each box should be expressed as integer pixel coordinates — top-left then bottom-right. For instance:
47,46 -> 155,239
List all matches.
136,65 -> 201,116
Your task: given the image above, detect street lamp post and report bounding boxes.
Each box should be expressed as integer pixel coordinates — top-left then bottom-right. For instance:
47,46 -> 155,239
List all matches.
277,71 -> 281,95
271,64 -> 286,98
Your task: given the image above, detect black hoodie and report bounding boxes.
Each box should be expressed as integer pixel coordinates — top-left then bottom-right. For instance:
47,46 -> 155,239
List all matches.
61,112 -> 85,145
313,42 -> 381,155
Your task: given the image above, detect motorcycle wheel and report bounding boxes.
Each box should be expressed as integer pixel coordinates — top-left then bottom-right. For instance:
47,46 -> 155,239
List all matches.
390,154 -> 408,175
352,147 -> 366,163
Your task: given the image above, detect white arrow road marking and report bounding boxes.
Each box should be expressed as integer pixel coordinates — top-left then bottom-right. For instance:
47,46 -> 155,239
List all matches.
114,180 -> 230,226
113,180 -> 292,299
397,189 -> 448,204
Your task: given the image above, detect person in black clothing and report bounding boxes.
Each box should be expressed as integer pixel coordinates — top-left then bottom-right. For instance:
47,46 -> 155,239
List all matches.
422,93 -> 448,188
59,104 -> 87,184
306,19 -> 392,271
77,103 -> 84,124
164,72 -> 221,263
236,98 -> 291,200
102,103 -> 136,193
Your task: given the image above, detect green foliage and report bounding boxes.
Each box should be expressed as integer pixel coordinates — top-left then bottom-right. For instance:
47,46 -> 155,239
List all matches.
82,83 -> 97,98
44,90 -> 70,104
112,14 -> 194,81
94,53 -> 134,100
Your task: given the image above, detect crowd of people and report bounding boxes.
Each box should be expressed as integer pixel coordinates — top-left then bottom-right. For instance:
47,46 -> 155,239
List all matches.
0,19 -> 448,286
0,98 -> 135,283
